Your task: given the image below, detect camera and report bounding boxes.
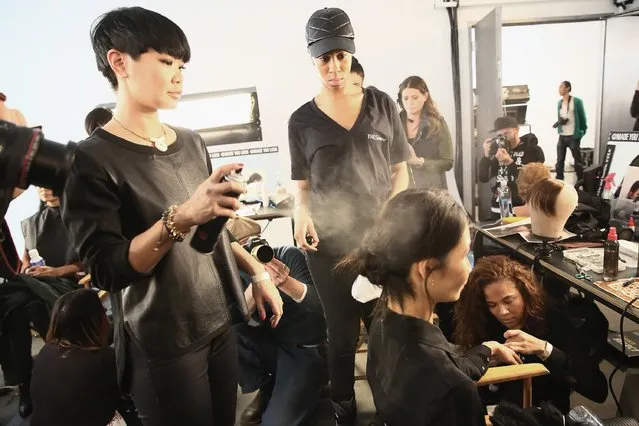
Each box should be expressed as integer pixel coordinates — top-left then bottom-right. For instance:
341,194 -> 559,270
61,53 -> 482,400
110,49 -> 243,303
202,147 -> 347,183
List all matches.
243,236 -> 274,263
552,117 -> 569,129
487,136 -> 508,160
0,120 -> 77,278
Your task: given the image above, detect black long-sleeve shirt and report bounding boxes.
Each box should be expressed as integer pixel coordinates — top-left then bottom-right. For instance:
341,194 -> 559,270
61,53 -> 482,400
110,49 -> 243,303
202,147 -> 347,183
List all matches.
62,127 -> 231,382
479,308 -> 608,412
478,138 -> 545,213
367,309 -> 490,426
31,343 -> 119,426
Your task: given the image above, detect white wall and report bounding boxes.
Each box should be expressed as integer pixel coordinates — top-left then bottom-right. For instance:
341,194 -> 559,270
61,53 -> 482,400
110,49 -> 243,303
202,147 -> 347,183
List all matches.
1,0 -> 617,253
500,21 -> 605,166
1,0 -> 454,254
456,0 -> 616,210
599,16 -> 639,160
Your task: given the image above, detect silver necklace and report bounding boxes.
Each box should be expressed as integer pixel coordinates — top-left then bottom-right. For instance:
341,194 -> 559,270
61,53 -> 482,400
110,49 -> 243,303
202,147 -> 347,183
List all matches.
112,117 -> 169,152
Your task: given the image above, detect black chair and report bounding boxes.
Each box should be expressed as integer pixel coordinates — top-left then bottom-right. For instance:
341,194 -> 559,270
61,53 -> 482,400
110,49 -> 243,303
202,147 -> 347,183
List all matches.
575,164 -> 603,197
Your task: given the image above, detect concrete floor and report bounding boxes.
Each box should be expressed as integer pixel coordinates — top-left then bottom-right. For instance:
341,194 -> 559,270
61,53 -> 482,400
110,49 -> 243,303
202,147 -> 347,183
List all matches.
0,337 -> 631,426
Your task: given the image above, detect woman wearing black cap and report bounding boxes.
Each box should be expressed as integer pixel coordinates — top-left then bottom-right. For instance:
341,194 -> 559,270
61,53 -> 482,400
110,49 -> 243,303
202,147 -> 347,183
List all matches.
288,7 -> 411,425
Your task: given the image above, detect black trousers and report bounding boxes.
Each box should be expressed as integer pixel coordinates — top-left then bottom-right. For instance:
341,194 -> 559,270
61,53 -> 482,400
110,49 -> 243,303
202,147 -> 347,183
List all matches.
306,252 -> 376,402
556,135 -> 583,180
127,327 -> 238,426
0,290 -> 49,386
0,305 -> 33,386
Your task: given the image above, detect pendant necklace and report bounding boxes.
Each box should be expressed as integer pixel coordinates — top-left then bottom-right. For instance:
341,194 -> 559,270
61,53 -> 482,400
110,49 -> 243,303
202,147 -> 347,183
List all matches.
112,117 -> 169,152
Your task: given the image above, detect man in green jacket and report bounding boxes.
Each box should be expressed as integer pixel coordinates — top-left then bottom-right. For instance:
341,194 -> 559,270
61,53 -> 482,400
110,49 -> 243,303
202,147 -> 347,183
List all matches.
555,80 -> 587,181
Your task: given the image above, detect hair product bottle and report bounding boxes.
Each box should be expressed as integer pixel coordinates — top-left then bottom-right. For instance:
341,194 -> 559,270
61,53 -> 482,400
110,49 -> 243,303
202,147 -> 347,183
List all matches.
603,227 -> 619,282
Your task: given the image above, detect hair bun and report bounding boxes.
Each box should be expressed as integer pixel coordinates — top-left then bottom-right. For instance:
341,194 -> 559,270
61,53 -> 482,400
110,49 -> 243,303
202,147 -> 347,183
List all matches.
361,249 -> 385,285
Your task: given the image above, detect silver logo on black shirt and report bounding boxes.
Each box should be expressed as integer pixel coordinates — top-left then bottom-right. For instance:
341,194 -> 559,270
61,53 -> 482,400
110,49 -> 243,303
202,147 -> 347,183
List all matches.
368,133 -> 387,142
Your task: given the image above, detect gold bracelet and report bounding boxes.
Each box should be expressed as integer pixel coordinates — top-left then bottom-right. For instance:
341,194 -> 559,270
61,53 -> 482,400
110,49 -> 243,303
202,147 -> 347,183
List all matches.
161,205 -> 189,242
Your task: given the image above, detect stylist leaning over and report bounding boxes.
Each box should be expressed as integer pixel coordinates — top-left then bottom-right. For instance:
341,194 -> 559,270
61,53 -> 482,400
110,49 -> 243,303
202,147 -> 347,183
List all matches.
288,7 -> 411,425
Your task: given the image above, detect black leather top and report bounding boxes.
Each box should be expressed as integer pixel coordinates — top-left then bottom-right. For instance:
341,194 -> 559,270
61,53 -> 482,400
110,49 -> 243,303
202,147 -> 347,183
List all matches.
62,126 -> 232,382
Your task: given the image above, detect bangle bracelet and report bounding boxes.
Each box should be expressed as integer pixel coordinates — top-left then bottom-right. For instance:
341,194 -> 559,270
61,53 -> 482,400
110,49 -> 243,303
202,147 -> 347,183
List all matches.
251,272 -> 270,283
252,272 -> 270,283
161,205 -> 189,242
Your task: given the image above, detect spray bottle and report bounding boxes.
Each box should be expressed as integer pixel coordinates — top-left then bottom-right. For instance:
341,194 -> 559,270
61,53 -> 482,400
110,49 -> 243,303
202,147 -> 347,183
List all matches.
603,227 -> 619,282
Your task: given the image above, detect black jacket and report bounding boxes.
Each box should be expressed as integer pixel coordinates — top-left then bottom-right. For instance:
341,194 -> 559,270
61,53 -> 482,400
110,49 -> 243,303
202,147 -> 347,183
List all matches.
479,307 -> 608,413
367,309 -> 491,426
400,110 -> 453,189
631,89 -> 639,131
478,137 -> 545,212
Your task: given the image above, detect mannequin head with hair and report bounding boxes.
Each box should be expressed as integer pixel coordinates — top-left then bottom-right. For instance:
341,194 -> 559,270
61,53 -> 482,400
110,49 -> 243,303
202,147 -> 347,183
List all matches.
528,178 -> 578,239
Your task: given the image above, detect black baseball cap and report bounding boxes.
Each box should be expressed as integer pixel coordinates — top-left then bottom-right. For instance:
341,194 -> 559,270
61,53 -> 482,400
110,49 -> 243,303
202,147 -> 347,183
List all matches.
306,8 -> 355,58
490,116 -> 519,132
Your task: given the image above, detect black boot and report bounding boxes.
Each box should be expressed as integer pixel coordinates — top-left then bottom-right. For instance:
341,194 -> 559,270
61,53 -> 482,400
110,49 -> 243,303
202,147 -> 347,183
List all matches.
332,397 -> 357,426
240,380 -> 274,426
18,381 -> 33,418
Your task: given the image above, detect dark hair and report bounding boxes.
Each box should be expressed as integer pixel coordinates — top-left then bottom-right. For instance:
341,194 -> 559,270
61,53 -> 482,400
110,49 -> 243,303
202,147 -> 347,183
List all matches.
91,7 -> 191,90
453,256 -> 547,349
339,188 -> 468,309
84,107 -> 112,135
46,289 -> 109,350
628,180 -> 639,200
0,92 -> 6,102
561,80 -> 572,92
397,76 -> 443,140
527,179 -> 564,216
350,56 -> 364,77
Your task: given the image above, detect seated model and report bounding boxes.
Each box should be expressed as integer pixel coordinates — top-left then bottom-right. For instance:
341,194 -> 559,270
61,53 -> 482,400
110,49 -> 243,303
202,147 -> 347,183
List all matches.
341,189 -> 520,426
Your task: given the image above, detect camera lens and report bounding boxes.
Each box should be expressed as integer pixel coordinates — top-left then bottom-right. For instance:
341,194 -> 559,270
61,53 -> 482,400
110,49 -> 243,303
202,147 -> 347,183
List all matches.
29,135 -> 77,194
0,122 -> 76,196
251,245 -> 274,263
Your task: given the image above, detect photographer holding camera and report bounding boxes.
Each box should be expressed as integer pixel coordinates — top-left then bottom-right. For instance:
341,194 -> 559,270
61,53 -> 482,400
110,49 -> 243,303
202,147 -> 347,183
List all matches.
227,218 -> 327,426
479,116 -> 545,218
554,81 -> 587,181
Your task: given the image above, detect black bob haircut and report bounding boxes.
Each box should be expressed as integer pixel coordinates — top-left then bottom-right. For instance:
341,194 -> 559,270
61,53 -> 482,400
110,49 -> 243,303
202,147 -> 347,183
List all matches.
90,7 -> 191,90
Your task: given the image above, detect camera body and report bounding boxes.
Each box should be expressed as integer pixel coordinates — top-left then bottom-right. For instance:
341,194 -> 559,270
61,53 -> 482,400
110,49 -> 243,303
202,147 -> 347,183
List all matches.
488,136 -> 508,160
553,117 -> 569,129
243,236 -> 274,263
